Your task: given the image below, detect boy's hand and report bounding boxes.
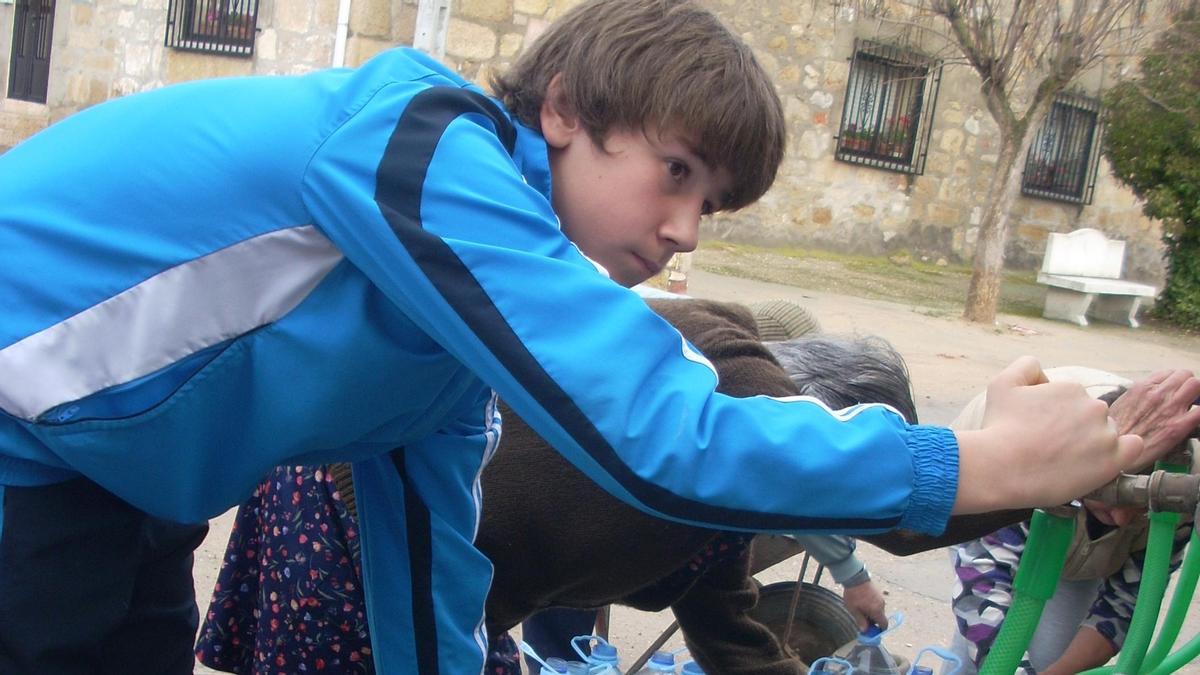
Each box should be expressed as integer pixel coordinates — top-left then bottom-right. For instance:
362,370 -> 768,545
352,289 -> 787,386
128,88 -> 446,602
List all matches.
1108,368 -> 1200,468
952,356 -> 1146,514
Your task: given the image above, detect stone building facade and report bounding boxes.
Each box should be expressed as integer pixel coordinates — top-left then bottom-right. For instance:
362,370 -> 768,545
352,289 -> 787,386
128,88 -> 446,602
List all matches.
0,0 -> 1166,283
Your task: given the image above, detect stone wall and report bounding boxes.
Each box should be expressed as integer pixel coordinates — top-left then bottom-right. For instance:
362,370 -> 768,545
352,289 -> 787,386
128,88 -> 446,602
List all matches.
695,0 -> 1163,283
0,0 -> 419,140
0,0 -> 1166,282
425,0 -> 1164,283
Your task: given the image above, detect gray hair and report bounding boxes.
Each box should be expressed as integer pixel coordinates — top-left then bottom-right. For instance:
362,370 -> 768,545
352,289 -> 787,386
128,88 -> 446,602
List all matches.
765,335 -> 918,424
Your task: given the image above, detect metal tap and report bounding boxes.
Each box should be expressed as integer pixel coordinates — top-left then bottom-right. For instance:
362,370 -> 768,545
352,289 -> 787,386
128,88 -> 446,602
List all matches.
1084,471 -> 1200,514
1082,443 -> 1199,515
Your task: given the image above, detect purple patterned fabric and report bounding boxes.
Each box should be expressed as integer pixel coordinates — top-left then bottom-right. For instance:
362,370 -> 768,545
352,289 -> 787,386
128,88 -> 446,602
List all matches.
950,517 -> 1189,674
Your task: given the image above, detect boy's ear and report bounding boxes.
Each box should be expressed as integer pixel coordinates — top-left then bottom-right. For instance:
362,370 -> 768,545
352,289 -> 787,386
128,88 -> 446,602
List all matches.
539,73 -> 580,149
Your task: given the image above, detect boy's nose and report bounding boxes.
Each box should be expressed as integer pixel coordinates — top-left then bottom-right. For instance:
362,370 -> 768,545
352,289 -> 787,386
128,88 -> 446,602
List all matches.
660,204 -> 702,253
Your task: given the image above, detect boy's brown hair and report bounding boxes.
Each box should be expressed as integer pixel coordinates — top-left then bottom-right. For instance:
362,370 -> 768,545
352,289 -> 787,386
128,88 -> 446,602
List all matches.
491,0 -> 786,212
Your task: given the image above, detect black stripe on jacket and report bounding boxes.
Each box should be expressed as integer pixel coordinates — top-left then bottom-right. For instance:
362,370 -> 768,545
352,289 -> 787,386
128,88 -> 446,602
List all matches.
390,448 -> 439,674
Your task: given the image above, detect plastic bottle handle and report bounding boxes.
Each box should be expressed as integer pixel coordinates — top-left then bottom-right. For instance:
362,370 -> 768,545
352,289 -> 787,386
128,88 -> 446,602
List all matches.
909,646 -> 963,675
570,633 -> 618,667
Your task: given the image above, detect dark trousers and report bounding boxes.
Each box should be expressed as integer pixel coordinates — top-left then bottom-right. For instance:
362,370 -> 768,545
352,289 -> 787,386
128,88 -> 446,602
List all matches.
521,607 -> 600,672
0,477 -> 208,675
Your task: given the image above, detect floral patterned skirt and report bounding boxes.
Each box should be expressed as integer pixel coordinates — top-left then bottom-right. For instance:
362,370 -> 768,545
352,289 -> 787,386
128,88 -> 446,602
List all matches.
195,465 -> 522,674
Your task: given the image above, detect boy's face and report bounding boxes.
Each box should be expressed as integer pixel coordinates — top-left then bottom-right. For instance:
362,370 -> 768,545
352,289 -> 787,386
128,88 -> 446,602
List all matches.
542,106 -> 733,287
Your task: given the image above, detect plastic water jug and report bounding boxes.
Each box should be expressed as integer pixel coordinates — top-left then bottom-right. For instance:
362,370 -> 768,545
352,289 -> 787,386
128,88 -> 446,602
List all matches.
571,634 -> 620,674
519,641 -> 590,675
810,656 -> 855,674
680,660 -> 706,674
631,649 -> 678,673
844,615 -> 904,675
906,646 -> 962,675
563,661 -> 590,675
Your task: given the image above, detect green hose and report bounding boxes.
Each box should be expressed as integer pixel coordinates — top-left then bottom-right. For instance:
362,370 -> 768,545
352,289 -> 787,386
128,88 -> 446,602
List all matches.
1139,460 -> 1197,674
1058,524 -> 1191,675
1112,510 -> 1181,674
1113,457 -> 1190,675
1140,528 -> 1200,672
1145,630 -> 1200,675
979,509 -> 1076,675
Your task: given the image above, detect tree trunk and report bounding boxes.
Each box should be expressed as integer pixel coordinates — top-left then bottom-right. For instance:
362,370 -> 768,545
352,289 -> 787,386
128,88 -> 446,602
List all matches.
963,137 -> 1024,322
963,101 -> 1053,323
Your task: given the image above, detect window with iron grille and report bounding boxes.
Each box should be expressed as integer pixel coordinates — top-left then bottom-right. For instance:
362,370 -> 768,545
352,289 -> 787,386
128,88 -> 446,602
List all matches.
836,40 -> 942,175
165,0 -> 260,57
1021,94 -> 1102,205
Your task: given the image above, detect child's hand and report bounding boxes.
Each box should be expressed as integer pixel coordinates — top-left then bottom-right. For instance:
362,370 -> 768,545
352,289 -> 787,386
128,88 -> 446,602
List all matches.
952,356 -> 1145,514
842,579 -> 887,631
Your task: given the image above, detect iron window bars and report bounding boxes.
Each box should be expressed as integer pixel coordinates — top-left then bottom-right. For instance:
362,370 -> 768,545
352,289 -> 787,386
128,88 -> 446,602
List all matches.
8,0 -> 56,104
836,39 -> 942,175
1021,93 -> 1103,205
165,0 -> 260,57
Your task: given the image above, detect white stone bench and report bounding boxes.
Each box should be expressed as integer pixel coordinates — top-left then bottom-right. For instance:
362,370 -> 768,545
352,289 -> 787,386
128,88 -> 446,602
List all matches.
1037,228 -> 1157,328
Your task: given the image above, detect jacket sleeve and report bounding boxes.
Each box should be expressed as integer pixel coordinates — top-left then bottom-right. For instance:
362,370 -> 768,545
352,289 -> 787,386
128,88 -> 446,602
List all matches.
792,535 -> 867,586
302,81 -> 957,537
643,299 -> 799,400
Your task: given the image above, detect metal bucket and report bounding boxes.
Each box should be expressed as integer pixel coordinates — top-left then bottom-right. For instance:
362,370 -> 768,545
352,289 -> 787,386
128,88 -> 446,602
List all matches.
747,580 -> 861,667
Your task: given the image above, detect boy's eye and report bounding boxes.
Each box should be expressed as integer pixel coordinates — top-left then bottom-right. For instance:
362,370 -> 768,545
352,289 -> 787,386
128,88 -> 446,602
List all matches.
667,160 -> 689,181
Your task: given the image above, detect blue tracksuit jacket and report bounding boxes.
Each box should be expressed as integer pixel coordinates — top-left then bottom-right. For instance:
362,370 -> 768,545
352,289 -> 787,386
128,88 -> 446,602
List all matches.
0,47 -> 958,673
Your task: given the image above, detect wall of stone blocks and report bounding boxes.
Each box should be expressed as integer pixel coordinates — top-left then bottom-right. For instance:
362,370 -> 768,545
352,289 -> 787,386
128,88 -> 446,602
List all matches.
424,0 -> 1165,284
0,0 -> 1166,283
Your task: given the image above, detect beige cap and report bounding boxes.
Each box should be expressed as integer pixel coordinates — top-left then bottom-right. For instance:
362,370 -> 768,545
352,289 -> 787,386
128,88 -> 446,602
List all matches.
749,299 -> 821,341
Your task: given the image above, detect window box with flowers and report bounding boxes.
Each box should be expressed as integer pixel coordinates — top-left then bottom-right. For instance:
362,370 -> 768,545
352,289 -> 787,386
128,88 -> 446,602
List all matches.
835,40 -> 942,175
1020,93 -> 1102,205
840,125 -> 872,153
195,9 -> 255,43
878,115 -> 914,160
166,0 -> 261,57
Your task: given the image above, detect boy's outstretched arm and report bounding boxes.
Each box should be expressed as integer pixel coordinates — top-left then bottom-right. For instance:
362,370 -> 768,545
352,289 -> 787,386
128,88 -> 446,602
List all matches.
951,356 -> 1146,515
304,85 -> 956,536
301,78 -> 1147,538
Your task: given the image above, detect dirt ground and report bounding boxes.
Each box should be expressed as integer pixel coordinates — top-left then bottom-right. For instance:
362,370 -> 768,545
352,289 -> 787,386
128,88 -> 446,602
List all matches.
195,266 -> 1200,674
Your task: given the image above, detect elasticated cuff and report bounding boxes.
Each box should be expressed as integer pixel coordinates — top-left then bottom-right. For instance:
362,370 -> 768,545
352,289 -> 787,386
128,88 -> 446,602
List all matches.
896,424 -> 959,536
828,556 -> 868,586
840,567 -> 872,588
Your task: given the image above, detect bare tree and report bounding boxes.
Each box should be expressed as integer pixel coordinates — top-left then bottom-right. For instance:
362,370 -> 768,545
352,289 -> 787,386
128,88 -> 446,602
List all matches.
851,0 -> 1165,322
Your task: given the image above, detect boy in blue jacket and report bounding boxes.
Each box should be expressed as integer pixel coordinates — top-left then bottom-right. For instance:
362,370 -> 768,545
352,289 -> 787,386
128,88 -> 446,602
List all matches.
0,0 -> 1161,672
